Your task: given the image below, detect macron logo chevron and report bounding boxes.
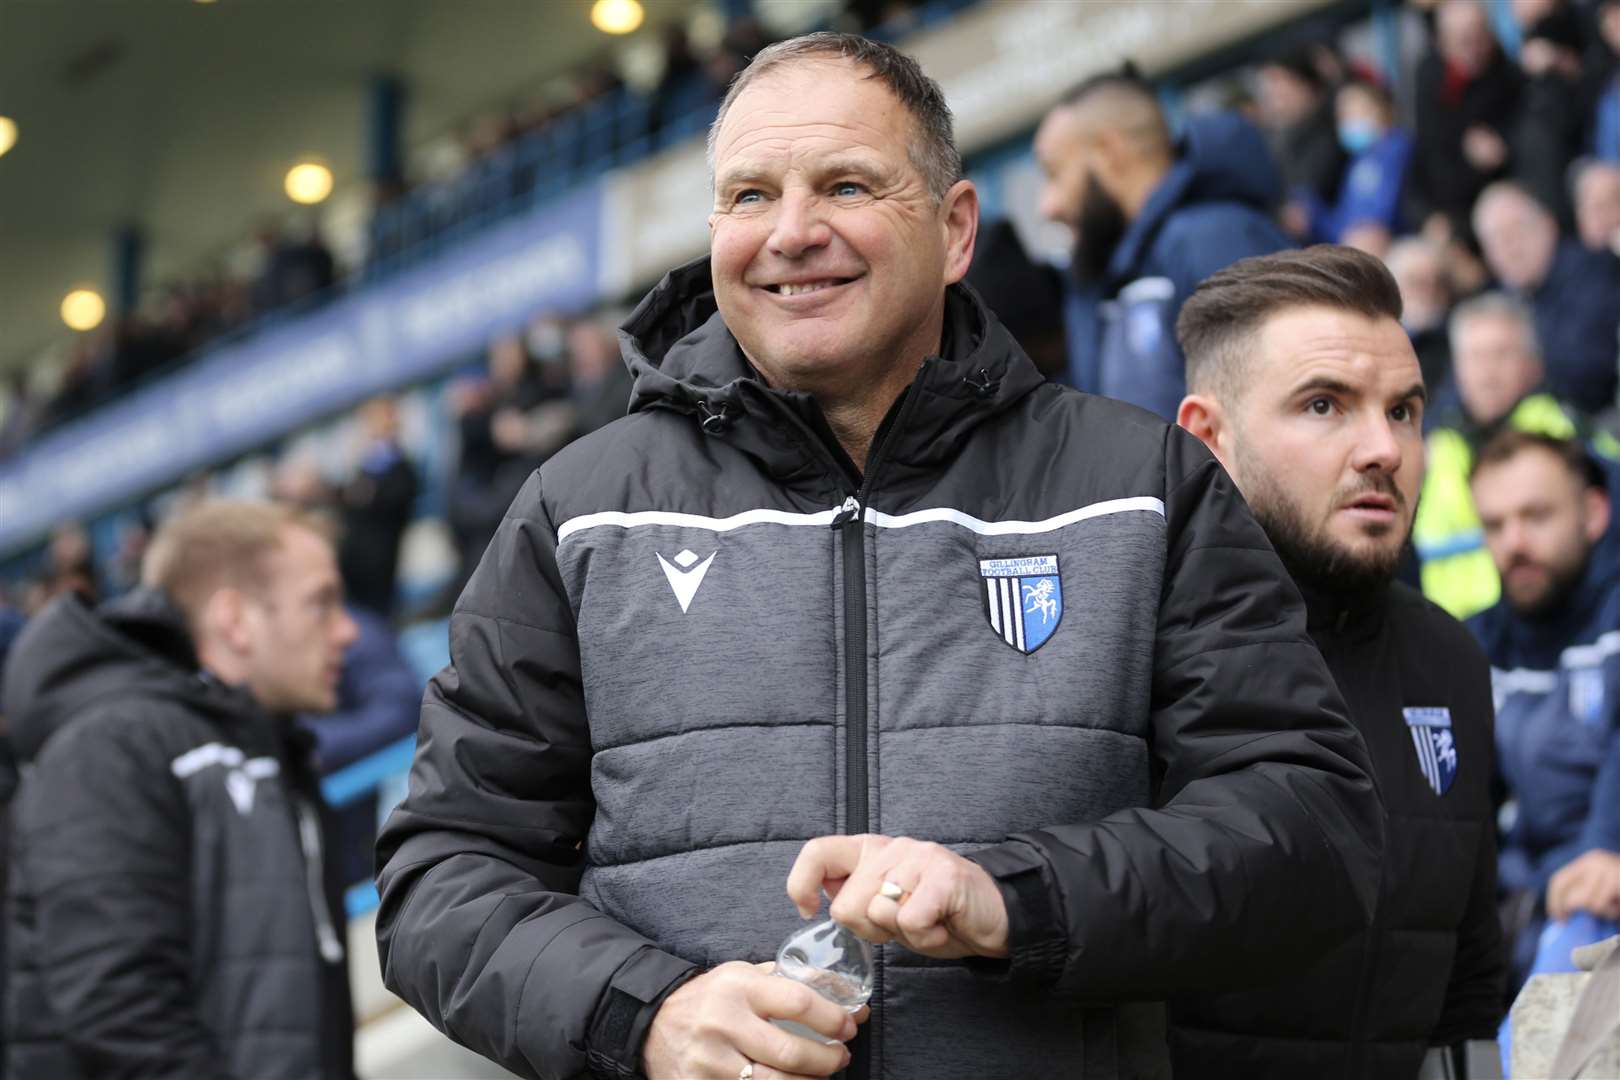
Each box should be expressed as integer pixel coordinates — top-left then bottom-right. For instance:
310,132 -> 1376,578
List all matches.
656,549 -> 717,613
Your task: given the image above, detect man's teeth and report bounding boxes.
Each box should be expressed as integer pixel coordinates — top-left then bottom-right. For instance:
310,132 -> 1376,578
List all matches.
778,281 -> 841,296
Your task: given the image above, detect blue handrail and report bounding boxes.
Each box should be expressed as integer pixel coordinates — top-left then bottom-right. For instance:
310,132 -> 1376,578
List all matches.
320,734 -> 417,810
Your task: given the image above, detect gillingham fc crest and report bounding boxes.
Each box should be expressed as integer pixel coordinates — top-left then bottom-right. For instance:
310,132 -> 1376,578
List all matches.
1403,707 -> 1457,796
978,555 -> 1063,654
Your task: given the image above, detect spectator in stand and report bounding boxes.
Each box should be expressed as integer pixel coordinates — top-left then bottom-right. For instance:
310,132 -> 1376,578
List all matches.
964,220 -> 1069,379
1255,46 -> 1347,208
252,223 -> 336,315
270,457 -> 424,888
1384,236 -> 1455,395
1410,0 -> 1521,235
337,396 -> 418,618
565,319 -> 633,438
446,329 -> 572,585
297,603 -> 422,891
1574,157 -> 1620,254
1412,293 -> 1593,619
1596,0 -> 1620,159
1508,0 -> 1591,222
1473,180 -> 1620,415
1034,67 -> 1292,417
1,500 -> 357,1079
1468,432 -> 1620,984
1292,77 -> 1412,254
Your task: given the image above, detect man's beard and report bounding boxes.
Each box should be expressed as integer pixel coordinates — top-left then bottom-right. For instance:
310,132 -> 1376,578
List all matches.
1243,466 -> 1408,599
1070,173 -> 1128,285
1501,550 -> 1589,619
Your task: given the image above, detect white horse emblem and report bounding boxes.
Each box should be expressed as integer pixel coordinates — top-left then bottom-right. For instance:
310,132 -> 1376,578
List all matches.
1022,579 -> 1058,625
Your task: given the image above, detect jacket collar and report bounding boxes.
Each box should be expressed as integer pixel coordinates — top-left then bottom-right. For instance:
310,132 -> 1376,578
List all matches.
618,256 -> 1047,491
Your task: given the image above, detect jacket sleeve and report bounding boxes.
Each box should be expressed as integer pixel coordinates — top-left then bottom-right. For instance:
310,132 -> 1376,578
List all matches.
374,473 -> 697,1080
969,426 -> 1384,998
1433,644 -> 1506,1044
1575,723 -> 1620,857
17,714 -> 227,1078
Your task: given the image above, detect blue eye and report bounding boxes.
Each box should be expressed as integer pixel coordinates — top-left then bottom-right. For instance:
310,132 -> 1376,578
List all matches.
833,181 -> 864,197
734,189 -> 763,205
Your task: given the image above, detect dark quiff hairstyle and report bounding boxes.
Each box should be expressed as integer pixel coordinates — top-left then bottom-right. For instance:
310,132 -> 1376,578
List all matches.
1178,244 -> 1405,402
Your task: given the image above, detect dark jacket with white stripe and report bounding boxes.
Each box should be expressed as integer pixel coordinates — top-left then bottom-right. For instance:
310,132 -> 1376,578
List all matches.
375,258 -> 1384,1080
0,589 -> 354,1080
1170,581 -> 1503,1078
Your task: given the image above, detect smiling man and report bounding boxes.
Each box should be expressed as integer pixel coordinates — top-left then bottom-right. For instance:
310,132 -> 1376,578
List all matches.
376,35 -> 1383,1080
1173,246 -> 1503,1078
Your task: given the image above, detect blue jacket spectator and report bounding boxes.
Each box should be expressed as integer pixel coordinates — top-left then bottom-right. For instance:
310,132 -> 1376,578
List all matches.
1466,431 -> 1620,979
299,605 -> 422,888
298,606 -> 421,773
1475,182 -> 1620,415
1301,80 -> 1412,244
1036,74 -> 1291,419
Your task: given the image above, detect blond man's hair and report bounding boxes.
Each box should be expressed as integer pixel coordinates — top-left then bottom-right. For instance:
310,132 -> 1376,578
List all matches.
142,500 -> 332,629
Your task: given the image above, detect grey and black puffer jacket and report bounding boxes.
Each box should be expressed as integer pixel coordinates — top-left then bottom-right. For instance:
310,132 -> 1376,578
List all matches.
375,258 -> 1385,1080
2,589 -> 354,1080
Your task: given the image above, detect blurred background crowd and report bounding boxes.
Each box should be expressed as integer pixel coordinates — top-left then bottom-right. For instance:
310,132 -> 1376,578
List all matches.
2,0 -> 1620,1073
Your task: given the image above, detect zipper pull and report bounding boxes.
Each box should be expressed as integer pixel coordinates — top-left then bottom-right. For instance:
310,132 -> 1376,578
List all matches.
831,495 -> 861,528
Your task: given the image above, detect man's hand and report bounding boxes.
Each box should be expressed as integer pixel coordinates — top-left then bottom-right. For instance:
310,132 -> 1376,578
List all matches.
1547,849 -> 1620,922
642,961 -> 862,1079
786,835 -> 1010,960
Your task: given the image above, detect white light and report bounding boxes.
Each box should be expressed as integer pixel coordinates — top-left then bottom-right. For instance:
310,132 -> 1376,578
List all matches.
284,161 -> 334,205
61,289 -> 106,332
0,117 -> 16,159
591,0 -> 645,35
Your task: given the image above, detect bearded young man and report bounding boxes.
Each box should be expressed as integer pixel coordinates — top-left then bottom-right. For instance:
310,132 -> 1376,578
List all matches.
1468,432 -> 1620,986
1174,246 -> 1504,1079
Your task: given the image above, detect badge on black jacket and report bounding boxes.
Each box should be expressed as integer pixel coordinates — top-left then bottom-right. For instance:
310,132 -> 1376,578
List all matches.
979,555 -> 1063,654
1404,707 -> 1457,795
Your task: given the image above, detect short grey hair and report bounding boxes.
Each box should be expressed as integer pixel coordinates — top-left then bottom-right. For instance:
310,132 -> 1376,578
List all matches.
705,32 -> 963,203
1448,291 -> 1541,359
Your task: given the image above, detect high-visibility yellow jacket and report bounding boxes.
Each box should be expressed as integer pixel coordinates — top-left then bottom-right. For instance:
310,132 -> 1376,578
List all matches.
1413,395 -> 1614,619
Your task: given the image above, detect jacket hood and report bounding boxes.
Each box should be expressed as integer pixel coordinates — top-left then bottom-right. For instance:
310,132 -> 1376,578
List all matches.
1109,111 -> 1284,282
618,256 -> 1047,483
2,588 -> 225,764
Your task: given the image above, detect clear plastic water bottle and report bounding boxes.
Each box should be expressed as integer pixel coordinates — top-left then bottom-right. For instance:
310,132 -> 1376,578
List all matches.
772,917 -> 874,1044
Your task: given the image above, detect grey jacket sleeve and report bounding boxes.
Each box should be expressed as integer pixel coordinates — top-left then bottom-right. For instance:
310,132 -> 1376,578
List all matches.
374,474 -> 697,1080
18,716 -> 227,1079
970,426 -> 1385,998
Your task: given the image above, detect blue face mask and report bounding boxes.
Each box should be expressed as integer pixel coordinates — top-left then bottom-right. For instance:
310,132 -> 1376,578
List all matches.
1338,121 -> 1381,156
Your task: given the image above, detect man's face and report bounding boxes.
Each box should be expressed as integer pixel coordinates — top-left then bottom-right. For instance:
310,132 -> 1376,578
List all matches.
1473,448 -> 1607,615
239,526 -> 358,713
1034,107 -> 1127,283
1475,190 -> 1558,291
1438,0 -> 1497,76
708,59 -> 973,390
1575,165 -> 1620,254
1256,65 -> 1319,131
1387,245 -> 1450,332
1452,313 -> 1543,425
1221,307 -> 1426,593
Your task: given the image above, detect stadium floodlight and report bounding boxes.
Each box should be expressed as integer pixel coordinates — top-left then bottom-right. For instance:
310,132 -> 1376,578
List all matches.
61,289 -> 106,332
0,117 -> 16,159
284,162 -> 334,205
591,0 -> 644,35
